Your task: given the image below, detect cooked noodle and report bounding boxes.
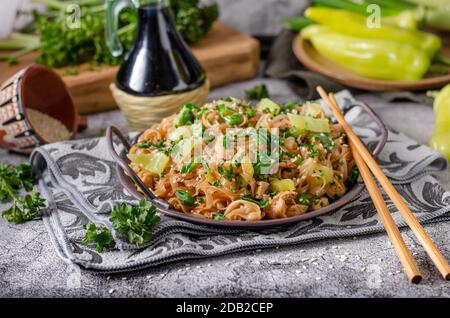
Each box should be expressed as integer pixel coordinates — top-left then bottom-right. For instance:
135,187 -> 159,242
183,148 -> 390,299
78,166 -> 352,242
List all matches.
128,97 -> 356,221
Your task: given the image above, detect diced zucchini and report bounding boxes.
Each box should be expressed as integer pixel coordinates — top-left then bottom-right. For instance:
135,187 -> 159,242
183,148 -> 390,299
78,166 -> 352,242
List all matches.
256,98 -> 281,115
171,138 -> 193,163
241,155 -> 254,177
168,126 -> 193,141
304,103 -> 322,118
310,164 -> 334,187
205,172 -> 216,184
270,179 -> 296,192
128,152 -> 170,175
288,113 -> 330,133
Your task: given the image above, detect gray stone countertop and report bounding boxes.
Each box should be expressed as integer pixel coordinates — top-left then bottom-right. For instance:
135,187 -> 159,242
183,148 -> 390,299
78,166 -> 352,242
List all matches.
0,77 -> 449,297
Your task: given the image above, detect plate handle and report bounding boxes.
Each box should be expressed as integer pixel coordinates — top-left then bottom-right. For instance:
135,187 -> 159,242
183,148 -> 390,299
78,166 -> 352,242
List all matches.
106,126 -> 171,209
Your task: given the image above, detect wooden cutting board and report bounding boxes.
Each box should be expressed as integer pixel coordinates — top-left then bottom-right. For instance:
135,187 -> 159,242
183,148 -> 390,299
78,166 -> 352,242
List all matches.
0,22 -> 260,114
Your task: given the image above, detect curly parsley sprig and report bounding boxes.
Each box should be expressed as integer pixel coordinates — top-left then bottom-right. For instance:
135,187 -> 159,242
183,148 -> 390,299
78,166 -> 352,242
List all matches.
1,163 -> 46,224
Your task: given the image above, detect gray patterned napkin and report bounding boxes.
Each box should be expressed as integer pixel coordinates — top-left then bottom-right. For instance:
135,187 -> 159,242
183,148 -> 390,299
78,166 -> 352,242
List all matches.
30,91 -> 450,273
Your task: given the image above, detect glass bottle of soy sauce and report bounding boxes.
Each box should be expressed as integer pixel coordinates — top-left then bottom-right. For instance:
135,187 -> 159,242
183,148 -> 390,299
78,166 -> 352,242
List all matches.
106,0 -> 206,96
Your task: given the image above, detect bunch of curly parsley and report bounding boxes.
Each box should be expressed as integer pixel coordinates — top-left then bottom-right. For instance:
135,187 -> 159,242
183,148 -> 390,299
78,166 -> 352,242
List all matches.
82,199 -> 160,252
33,0 -> 218,68
0,163 -> 46,224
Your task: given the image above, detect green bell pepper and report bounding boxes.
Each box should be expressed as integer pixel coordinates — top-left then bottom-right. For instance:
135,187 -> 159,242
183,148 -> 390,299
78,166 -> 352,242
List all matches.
305,7 -> 441,57
301,25 -> 431,81
429,84 -> 450,160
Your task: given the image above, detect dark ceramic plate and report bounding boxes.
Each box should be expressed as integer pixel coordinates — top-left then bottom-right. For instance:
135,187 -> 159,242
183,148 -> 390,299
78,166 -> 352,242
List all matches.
107,101 -> 387,229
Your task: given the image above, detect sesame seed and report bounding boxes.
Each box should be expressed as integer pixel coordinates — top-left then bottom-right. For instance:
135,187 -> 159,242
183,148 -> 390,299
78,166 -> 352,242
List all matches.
329,265 -> 333,269
196,265 -> 201,269
198,270 -> 203,273
207,263 -> 212,267
316,277 -> 321,281
332,246 -> 338,249
225,262 -> 231,266
146,275 -> 152,279
412,252 -> 418,256
388,272 -> 393,275
301,258 -> 309,262
302,265 -> 307,269
396,270 -> 401,274
256,249 -> 262,253
295,270 -> 302,274
286,253 -> 292,257
108,289 -> 115,294
106,276 -> 110,280
312,262 -> 318,266
160,273 -> 165,277
121,277 -> 127,280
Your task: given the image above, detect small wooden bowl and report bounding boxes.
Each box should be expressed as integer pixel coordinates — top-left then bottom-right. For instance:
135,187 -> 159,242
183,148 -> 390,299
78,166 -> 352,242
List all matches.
293,34 -> 450,91
0,64 -> 87,154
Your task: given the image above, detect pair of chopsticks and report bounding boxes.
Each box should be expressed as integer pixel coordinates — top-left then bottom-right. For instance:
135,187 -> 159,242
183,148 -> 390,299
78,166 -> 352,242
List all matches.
317,87 -> 450,284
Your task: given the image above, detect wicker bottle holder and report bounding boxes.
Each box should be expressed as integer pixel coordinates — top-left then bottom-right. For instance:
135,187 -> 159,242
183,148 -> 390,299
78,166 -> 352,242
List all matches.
110,80 -> 210,131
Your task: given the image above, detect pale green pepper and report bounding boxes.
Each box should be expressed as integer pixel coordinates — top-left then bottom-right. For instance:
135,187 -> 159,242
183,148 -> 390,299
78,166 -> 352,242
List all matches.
305,7 -> 441,57
429,84 -> 450,160
301,25 -> 431,81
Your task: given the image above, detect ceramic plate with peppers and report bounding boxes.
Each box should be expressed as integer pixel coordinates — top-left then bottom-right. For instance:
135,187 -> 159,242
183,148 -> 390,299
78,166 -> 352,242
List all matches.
289,1 -> 450,91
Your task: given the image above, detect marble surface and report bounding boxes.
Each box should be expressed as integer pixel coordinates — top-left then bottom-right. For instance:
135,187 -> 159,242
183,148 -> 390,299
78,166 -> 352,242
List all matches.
1,0 -> 449,298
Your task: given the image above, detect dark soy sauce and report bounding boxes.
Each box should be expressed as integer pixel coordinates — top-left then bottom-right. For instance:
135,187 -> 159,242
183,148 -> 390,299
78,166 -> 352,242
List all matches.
116,3 -> 206,96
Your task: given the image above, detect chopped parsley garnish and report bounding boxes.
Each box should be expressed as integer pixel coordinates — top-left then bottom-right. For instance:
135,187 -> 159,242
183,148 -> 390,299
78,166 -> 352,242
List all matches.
181,160 -> 196,174
292,156 -> 303,165
347,166 -> 359,186
298,193 -> 312,206
217,164 -> 235,181
281,102 -> 297,113
308,133 -> 336,152
212,213 -> 225,221
175,190 -> 195,206
244,108 -> 256,117
224,114 -> 243,126
110,199 -> 160,247
176,103 -> 199,126
241,195 -> 269,209
197,196 -> 205,204
82,223 -> 114,253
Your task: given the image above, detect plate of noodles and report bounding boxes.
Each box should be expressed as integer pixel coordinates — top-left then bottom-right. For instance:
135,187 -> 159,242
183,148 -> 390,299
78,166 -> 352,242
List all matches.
107,96 -> 387,228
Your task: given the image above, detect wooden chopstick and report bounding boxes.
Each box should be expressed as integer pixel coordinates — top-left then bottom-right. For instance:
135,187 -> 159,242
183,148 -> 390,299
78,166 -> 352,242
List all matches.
324,96 -> 422,283
317,86 -> 450,280
352,143 -> 422,283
